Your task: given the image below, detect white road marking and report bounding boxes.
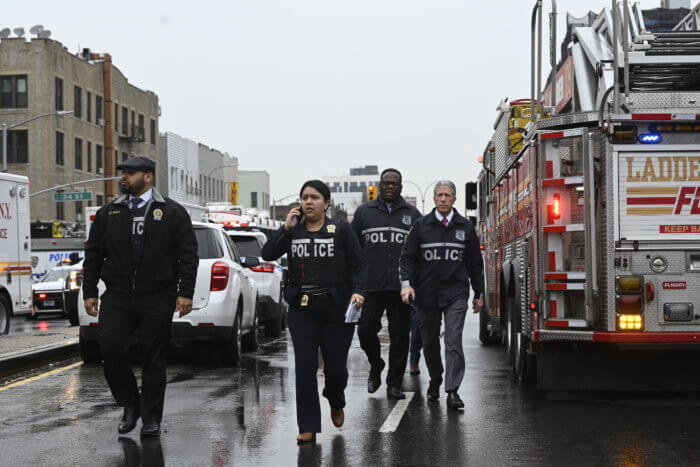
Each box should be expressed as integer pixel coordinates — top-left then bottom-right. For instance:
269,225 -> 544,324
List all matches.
378,391 -> 415,433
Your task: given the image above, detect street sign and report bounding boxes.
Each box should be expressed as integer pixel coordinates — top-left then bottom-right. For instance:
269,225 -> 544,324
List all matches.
53,192 -> 92,202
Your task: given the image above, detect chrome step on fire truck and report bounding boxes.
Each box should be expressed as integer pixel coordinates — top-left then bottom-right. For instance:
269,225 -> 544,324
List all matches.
474,1 -> 700,390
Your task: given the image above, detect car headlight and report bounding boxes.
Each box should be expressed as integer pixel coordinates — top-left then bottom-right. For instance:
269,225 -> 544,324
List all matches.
649,256 -> 667,273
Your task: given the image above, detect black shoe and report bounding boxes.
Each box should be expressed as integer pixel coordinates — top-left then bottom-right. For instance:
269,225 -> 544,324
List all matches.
427,380 -> 440,401
446,391 -> 465,410
386,386 -> 406,400
140,420 -> 161,438
117,406 -> 140,434
367,360 -> 385,394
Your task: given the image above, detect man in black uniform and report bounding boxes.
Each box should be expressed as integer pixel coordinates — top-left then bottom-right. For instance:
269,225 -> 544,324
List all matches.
399,180 -> 483,410
351,168 -> 421,399
82,156 -> 198,437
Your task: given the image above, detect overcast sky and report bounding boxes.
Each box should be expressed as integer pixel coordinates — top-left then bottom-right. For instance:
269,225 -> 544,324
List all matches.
5,0 -> 669,211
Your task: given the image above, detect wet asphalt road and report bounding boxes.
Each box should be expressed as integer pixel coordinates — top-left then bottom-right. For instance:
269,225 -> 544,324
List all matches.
8,313 -> 73,335
3,317 -> 700,466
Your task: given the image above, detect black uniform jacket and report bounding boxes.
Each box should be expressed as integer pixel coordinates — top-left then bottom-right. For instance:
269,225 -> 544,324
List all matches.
351,197 -> 421,292
261,217 -> 368,306
82,189 -> 199,300
399,208 -> 484,308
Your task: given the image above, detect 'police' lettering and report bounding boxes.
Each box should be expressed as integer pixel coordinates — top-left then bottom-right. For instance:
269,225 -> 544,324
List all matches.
291,239 -> 335,258
365,232 -> 405,244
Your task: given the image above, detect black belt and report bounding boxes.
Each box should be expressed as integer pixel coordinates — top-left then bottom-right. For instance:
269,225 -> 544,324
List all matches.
298,288 -> 331,307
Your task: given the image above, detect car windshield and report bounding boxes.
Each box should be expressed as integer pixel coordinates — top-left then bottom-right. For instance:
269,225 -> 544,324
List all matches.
230,236 -> 261,258
42,269 -> 68,282
194,228 -> 224,259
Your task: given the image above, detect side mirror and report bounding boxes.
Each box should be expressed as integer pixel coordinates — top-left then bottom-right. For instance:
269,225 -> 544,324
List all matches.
242,256 -> 260,268
465,182 -> 477,211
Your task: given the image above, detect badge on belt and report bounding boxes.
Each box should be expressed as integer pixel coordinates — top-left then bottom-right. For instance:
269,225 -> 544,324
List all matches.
300,294 -> 309,307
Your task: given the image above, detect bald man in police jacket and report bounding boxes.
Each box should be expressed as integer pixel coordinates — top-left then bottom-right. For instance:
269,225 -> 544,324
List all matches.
351,168 -> 421,400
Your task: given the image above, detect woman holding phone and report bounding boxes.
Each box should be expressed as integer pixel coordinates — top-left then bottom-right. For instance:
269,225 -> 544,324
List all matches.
261,180 -> 367,444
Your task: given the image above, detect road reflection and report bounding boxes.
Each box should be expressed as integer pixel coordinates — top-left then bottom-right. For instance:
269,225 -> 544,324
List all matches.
118,436 -> 164,467
8,314 -> 72,335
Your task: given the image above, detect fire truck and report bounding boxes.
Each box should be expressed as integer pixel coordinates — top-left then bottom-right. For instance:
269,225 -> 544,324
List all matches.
474,1 -> 700,390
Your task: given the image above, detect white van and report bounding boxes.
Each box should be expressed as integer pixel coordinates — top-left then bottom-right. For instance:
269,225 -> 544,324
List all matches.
0,173 -> 32,334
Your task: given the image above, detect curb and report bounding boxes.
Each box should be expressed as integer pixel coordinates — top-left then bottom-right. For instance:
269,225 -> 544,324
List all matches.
0,339 -> 80,379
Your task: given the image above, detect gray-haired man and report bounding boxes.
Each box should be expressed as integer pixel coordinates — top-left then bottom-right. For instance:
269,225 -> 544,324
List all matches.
398,181 -> 484,410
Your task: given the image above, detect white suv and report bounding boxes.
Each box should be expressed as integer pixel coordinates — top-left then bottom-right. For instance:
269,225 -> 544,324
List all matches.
225,230 -> 286,337
78,221 -> 259,366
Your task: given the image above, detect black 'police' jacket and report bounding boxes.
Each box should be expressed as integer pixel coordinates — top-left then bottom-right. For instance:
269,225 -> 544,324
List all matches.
351,197 -> 421,292
399,208 -> 484,308
261,217 -> 368,306
82,189 -> 199,299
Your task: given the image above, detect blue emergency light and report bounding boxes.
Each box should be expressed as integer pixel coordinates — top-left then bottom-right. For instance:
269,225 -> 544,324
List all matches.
637,133 -> 662,144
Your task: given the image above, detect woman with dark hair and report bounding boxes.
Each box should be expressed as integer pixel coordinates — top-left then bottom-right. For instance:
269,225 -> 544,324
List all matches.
261,180 -> 368,444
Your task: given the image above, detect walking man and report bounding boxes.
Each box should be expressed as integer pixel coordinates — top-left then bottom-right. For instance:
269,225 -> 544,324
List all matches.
352,168 -> 421,399
82,156 -> 198,437
399,180 -> 484,409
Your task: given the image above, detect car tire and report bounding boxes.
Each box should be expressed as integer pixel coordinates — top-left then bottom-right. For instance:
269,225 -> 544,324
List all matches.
242,300 -> 258,352
0,295 -> 10,335
66,295 -> 79,326
222,305 -> 243,366
264,314 -> 282,338
79,327 -> 101,364
479,306 -> 499,345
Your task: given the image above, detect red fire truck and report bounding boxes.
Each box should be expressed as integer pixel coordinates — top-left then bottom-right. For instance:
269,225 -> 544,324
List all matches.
474,1 -> 700,390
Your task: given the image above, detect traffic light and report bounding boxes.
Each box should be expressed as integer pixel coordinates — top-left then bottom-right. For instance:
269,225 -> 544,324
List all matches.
367,185 -> 378,201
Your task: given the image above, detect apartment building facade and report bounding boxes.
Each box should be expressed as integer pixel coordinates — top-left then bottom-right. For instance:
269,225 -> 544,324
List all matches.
0,36 -> 159,222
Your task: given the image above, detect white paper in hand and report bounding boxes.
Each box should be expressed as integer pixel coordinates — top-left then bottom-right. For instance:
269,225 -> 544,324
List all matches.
345,301 -> 362,324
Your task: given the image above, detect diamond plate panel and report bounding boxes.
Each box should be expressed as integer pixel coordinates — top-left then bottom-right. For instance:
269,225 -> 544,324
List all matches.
626,92 -> 700,110
494,109 -> 512,179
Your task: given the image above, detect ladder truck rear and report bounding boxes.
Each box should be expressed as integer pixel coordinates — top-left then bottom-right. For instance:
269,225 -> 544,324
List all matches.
475,1 -> 700,390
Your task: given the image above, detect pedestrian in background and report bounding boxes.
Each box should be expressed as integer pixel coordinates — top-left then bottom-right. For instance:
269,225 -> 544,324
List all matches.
82,156 -> 198,437
399,180 -> 484,410
351,168 -> 421,399
261,180 -> 367,444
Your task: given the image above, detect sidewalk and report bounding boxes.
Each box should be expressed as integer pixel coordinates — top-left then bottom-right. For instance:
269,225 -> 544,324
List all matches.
0,326 -> 79,378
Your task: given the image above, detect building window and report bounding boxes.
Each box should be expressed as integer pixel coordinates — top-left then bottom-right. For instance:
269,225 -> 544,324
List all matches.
87,142 -> 92,173
150,119 -> 156,145
56,132 -> 64,165
138,114 -> 145,141
122,107 -> 128,135
251,192 -> 258,208
75,200 -> 83,219
86,91 -> 92,123
130,110 -> 135,137
121,152 -> 127,162
1,75 -> 28,108
115,150 -> 119,173
74,86 -> 82,119
96,95 -> 103,123
96,194 -> 104,206
96,145 -> 103,173
114,103 -> 118,132
75,138 -> 83,170
3,130 -> 28,164
55,77 -> 63,111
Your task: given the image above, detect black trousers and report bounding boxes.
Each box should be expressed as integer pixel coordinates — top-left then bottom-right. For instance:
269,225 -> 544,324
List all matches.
357,290 -> 411,388
287,294 -> 354,434
409,307 -> 423,365
98,291 -> 175,424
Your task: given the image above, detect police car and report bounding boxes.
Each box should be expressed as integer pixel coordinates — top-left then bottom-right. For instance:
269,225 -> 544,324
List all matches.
31,261 -> 82,325
77,221 -> 260,366
225,230 -> 287,337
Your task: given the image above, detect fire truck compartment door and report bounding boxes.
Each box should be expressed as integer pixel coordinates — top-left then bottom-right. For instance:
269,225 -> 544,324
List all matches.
617,149 -> 700,241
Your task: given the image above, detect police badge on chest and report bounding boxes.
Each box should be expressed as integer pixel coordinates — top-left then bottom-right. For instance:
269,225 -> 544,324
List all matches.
455,230 -> 465,241
402,215 -> 412,226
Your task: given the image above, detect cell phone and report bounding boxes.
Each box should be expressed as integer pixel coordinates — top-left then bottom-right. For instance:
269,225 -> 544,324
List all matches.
294,204 -> 303,222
